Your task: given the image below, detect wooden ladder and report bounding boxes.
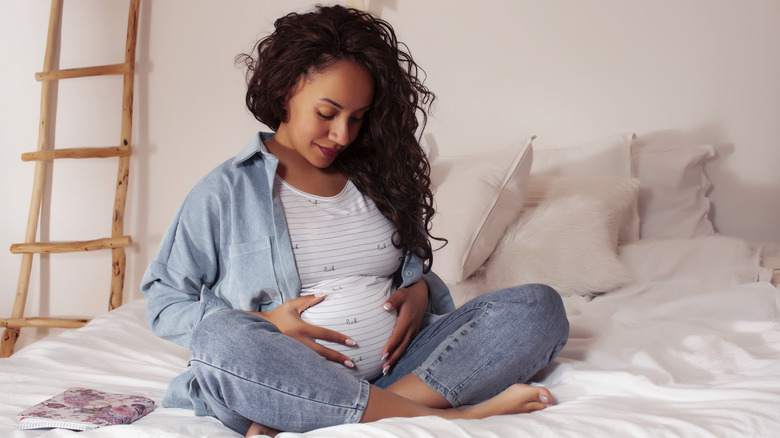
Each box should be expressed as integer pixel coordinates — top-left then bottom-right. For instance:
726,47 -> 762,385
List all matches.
1,0 -> 140,357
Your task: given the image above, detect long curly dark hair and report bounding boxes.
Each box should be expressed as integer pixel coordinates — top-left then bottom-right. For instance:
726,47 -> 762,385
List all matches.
238,5 -> 442,271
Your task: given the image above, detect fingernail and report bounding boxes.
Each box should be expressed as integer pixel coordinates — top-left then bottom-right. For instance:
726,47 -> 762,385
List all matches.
345,338 -> 356,346
314,292 -> 325,298
383,303 -> 393,311
382,365 -> 390,376
539,394 -> 550,404
344,360 -> 355,368
380,352 -> 389,361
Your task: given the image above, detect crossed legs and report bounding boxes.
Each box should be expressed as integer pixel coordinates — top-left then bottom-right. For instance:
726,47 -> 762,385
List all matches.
191,284 -> 569,436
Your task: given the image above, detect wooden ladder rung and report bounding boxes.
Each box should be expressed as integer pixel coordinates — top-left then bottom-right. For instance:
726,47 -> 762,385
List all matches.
1,317 -> 89,329
35,62 -> 131,81
10,236 -> 132,254
22,146 -> 131,162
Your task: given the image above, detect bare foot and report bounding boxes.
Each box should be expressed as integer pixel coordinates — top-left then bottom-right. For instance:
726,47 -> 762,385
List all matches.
245,421 -> 281,437
455,384 -> 554,420
362,382 -> 555,424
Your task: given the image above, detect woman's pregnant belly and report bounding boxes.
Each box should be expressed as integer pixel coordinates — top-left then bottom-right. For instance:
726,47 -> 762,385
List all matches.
300,276 -> 397,380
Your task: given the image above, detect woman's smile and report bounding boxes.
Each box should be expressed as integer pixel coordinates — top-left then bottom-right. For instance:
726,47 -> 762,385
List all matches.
317,144 -> 341,160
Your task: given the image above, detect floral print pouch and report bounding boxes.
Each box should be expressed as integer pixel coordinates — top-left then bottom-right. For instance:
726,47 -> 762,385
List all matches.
17,387 -> 155,430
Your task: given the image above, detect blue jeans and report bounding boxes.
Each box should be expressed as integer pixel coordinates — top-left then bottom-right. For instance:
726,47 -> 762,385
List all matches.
189,284 -> 569,434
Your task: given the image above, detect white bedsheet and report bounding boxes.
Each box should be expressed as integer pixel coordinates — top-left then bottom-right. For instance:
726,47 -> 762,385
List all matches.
1,236 -> 779,437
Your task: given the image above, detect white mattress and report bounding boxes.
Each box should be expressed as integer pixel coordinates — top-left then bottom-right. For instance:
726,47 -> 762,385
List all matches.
1,235 -> 779,437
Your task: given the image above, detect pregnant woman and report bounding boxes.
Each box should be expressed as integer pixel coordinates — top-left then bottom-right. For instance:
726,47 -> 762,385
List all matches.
141,5 -> 569,437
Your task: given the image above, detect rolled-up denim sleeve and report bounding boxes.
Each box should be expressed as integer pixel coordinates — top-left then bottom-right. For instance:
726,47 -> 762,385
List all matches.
142,263 -> 229,347
141,190 -> 230,347
397,253 -> 455,316
421,269 -> 455,314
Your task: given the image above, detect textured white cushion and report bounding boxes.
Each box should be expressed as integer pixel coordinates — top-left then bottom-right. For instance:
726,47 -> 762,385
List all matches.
485,194 -> 633,297
633,144 -> 716,239
430,138 -> 534,283
531,133 -> 639,242
525,175 -> 640,243
447,177 -> 638,306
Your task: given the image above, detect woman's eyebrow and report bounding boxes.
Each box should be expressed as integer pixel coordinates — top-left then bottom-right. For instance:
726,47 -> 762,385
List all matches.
319,98 -> 370,111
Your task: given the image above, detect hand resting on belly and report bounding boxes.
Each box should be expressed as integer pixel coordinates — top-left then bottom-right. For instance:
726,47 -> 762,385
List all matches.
300,275 -> 397,380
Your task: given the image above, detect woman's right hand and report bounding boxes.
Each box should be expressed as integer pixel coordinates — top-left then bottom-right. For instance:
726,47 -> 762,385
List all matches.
247,293 -> 357,369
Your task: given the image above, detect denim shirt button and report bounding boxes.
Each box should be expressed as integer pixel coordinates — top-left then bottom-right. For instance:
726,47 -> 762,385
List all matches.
405,271 -> 413,276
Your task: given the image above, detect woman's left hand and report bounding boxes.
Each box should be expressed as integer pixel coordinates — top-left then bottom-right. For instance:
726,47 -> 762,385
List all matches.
381,279 -> 429,375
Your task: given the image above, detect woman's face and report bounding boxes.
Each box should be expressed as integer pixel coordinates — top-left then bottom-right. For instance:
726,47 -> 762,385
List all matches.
275,59 -> 374,169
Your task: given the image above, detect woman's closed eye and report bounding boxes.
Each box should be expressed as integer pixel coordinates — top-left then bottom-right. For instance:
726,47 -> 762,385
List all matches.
317,110 -> 335,120
317,110 -> 366,124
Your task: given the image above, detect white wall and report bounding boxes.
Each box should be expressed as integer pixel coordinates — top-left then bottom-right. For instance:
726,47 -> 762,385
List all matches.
2,0 -> 779,350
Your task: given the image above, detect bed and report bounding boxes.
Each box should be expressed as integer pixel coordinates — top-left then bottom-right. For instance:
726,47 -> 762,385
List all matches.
2,133 -> 779,437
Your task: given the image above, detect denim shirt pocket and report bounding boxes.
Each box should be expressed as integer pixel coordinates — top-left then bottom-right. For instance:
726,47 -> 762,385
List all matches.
226,237 -> 279,308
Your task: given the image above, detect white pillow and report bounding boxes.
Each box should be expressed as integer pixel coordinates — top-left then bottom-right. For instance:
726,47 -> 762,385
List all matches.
430,138 -> 534,283
446,178 -> 638,306
532,133 -> 717,240
531,133 -> 639,242
532,132 -> 635,178
632,143 -> 716,239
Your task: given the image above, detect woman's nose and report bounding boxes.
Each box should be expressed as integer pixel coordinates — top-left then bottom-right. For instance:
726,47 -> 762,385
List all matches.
329,119 -> 351,146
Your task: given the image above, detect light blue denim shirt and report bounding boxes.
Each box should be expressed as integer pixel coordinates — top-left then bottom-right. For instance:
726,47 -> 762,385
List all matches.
141,132 -> 455,414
